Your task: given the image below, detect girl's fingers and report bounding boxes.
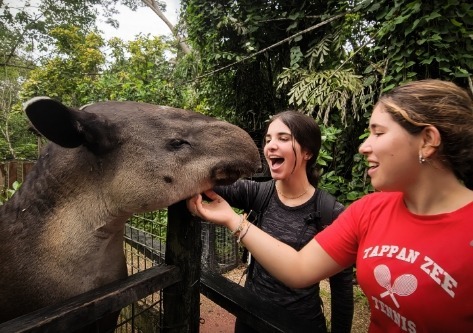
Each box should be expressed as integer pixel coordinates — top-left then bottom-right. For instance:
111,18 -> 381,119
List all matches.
192,191 -> 229,223
198,195 -> 214,215
203,190 -> 219,201
185,194 -> 202,217
186,197 -> 195,210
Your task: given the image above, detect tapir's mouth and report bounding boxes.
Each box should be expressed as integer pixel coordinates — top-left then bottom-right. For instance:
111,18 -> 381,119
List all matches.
211,160 -> 261,185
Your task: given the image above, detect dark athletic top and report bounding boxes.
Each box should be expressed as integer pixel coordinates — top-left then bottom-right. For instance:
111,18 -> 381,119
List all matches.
214,179 -> 354,333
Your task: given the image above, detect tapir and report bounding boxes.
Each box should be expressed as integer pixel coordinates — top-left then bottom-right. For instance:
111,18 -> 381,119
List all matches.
0,97 -> 260,332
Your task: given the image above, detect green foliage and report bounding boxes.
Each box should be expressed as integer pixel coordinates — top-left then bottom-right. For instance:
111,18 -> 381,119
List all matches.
1,0 -> 107,66
2,0 -> 188,158
97,35 -> 184,106
363,0 -> 473,89
0,51 -> 38,159
128,210 -> 168,240
20,26 -> 106,106
182,0 -> 346,131
0,180 -> 21,205
0,106 -> 38,160
278,68 -> 368,125
20,26 -> 185,108
318,125 -> 373,206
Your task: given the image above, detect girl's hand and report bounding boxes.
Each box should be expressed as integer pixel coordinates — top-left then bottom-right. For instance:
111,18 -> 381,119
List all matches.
187,190 -> 239,229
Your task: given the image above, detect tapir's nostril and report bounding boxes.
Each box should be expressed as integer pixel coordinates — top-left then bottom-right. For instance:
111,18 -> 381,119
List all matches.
163,176 -> 173,184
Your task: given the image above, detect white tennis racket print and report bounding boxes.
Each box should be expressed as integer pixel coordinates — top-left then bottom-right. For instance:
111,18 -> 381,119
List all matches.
374,264 -> 418,308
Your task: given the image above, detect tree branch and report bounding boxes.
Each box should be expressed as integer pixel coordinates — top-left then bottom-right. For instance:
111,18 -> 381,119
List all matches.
0,63 -> 36,70
141,0 -> 191,54
191,12 -> 346,82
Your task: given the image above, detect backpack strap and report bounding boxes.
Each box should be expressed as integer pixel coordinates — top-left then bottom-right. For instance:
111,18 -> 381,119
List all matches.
314,189 -> 337,232
293,189 -> 337,250
251,180 -> 275,227
242,180 -> 275,279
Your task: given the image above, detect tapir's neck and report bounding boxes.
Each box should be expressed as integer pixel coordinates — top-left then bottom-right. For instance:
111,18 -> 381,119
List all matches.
2,184 -> 130,248
0,152 -> 130,295
1,148 -> 131,244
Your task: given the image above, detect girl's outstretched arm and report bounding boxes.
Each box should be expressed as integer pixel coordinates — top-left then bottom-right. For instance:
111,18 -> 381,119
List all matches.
188,190 -> 345,288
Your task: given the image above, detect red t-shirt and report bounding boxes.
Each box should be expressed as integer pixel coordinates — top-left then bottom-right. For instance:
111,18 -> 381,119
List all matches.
316,192 -> 473,333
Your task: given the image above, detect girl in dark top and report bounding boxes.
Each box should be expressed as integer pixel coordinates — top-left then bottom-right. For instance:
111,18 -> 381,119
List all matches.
212,111 -> 354,333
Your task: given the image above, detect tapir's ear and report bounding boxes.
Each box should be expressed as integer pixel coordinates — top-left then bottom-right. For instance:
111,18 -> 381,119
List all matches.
24,97 -> 117,154
24,97 -> 82,147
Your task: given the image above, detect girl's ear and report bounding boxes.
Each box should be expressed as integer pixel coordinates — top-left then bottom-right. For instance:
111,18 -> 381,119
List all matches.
420,125 -> 441,159
303,153 -> 312,160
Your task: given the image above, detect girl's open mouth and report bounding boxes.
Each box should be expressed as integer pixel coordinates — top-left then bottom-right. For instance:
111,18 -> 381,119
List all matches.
268,156 -> 285,171
367,162 -> 379,176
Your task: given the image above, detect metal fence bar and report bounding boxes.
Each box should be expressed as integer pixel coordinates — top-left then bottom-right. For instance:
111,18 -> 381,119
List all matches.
0,265 -> 181,333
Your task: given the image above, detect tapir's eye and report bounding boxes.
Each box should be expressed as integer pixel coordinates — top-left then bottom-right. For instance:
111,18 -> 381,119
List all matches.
167,138 -> 191,151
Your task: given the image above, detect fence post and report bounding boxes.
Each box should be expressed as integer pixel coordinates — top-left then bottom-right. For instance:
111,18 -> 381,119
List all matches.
201,222 -> 218,272
163,200 -> 201,332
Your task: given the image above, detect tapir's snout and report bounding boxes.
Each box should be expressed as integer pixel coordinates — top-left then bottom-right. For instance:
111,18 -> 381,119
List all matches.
211,158 -> 261,185
211,124 -> 261,184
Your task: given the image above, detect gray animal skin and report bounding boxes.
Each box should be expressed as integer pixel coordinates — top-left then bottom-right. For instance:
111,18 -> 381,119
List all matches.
0,97 -> 260,332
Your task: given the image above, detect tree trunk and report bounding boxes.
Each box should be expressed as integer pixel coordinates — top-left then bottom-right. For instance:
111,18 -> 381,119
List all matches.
141,0 -> 191,54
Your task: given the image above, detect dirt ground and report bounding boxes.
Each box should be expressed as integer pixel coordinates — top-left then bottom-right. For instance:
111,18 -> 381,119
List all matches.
199,265 -> 370,333
199,293 -> 237,333
198,268 -> 242,333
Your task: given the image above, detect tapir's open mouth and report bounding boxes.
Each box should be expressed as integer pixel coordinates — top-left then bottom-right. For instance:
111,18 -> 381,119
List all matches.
211,160 -> 260,185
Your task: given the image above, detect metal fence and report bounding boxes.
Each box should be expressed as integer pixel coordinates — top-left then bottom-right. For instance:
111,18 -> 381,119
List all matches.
117,210 -> 239,332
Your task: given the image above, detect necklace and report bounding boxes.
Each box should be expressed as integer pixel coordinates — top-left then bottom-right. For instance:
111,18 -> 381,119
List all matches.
276,184 -> 309,199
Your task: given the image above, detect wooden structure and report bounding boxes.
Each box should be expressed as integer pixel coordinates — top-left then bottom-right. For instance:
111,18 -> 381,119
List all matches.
0,160 -> 35,196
